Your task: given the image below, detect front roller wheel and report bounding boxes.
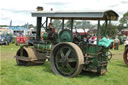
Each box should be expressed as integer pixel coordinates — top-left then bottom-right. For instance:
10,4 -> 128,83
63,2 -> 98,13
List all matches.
50,42 -> 84,77
16,47 -> 46,66
16,47 -> 29,66
123,48 -> 128,65
16,59 -> 29,66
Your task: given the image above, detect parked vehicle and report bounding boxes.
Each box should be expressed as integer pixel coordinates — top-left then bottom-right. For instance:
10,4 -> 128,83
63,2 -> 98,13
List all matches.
16,35 -> 29,45
0,34 -> 9,45
0,37 -> 9,45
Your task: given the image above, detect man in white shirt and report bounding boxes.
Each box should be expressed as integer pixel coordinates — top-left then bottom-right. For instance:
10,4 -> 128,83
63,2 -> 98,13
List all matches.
114,37 -> 120,50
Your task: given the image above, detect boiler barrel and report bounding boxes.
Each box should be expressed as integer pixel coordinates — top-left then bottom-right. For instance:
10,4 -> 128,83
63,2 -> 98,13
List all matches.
34,44 -> 53,51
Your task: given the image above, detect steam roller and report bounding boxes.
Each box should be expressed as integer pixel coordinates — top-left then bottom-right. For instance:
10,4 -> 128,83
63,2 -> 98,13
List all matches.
15,9 -> 119,77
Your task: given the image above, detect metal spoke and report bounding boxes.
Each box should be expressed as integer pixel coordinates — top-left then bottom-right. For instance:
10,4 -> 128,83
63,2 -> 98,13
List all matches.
56,62 -> 65,73
57,59 -> 63,63
66,63 -> 74,72
68,58 -> 77,62
65,49 -> 71,57
60,49 -> 65,58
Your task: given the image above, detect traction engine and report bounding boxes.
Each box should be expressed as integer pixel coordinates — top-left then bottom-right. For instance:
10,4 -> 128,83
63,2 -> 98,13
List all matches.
15,9 -> 118,77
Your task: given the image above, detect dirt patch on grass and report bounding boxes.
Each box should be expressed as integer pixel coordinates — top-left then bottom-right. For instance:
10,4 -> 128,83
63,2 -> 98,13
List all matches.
1,44 -> 19,59
111,49 -> 124,60
1,51 -> 16,59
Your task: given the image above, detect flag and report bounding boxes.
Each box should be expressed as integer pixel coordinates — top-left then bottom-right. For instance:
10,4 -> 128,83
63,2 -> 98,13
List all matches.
26,23 -> 29,29
9,20 -> 12,29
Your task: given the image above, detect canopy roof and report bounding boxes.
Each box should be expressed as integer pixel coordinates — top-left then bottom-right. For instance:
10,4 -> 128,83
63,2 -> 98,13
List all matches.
32,10 -> 118,20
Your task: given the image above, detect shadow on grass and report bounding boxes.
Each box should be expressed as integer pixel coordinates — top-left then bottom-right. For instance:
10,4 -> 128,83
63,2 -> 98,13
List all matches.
14,62 -> 101,78
115,63 -> 128,68
43,64 -> 100,78
79,71 -> 100,78
110,60 -> 128,68
42,62 -> 53,74
14,63 -> 45,67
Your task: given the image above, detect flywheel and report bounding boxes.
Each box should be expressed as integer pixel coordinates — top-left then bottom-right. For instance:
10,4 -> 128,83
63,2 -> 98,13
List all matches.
59,29 -> 72,42
50,42 -> 84,77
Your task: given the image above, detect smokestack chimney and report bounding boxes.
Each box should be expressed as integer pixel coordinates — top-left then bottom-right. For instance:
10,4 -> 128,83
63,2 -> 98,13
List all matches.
36,6 -> 43,11
50,8 -> 53,11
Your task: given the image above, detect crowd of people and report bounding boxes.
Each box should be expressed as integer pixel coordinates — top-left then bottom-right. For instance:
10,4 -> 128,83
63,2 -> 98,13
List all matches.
84,33 -> 128,50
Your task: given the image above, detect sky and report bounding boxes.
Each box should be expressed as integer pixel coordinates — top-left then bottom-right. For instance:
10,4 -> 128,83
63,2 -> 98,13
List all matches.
0,0 -> 128,26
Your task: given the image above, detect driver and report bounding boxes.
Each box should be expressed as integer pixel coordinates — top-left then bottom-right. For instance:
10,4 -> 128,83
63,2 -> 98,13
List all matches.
49,23 -> 55,32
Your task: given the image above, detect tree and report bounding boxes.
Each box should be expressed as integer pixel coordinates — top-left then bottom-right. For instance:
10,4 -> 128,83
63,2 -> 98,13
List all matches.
100,24 -> 118,37
0,25 -> 8,27
120,11 -> 128,27
117,24 -> 123,31
29,24 -> 35,28
65,20 -> 93,29
81,20 -> 92,29
52,20 -> 61,29
51,19 -> 94,31
65,20 -> 72,28
22,24 -> 35,29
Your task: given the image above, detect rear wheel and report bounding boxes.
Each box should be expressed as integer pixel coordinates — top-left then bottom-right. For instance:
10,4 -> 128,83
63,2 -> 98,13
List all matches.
123,47 -> 128,65
50,42 -> 84,77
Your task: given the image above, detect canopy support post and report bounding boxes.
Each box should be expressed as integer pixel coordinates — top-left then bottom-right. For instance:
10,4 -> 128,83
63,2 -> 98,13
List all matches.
71,18 -> 74,32
97,19 -> 100,50
105,19 -> 108,37
108,19 -> 111,37
62,18 -> 64,30
36,17 -> 42,41
46,17 -> 48,32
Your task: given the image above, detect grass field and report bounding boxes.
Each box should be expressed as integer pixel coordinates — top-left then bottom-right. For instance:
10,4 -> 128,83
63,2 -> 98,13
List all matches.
0,44 -> 128,85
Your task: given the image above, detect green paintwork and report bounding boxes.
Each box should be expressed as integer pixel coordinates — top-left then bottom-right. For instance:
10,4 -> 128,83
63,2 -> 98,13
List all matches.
59,29 -> 72,42
85,44 -> 109,72
43,33 -> 49,40
35,44 -> 53,51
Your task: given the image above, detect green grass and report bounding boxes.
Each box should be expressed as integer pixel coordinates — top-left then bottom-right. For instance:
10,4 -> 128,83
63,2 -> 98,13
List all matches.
0,44 -> 128,85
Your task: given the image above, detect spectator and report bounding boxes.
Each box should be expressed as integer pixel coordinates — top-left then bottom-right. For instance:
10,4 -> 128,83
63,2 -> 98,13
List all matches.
49,23 -> 55,32
89,36 -> 93,44
113,37 -> 120,50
